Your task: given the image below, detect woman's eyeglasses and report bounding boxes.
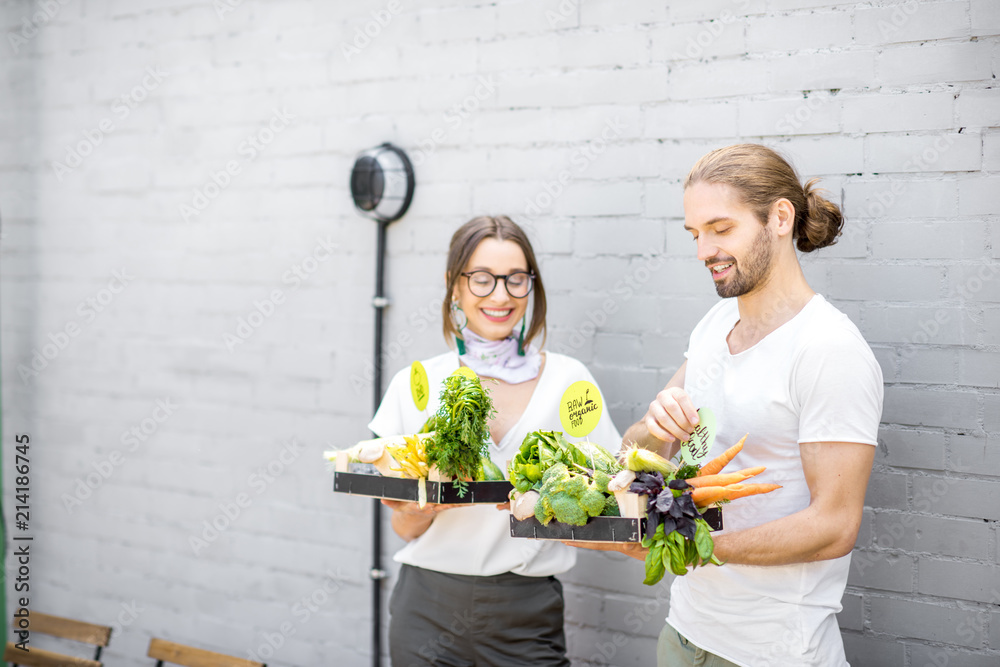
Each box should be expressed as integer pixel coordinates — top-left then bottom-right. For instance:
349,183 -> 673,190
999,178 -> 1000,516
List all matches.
461,270 -> 534,298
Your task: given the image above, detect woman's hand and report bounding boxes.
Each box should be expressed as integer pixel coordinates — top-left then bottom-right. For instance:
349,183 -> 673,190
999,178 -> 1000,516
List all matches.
563,540 -> 647,561
381,499 -> 453,541
381,499 -> 451,516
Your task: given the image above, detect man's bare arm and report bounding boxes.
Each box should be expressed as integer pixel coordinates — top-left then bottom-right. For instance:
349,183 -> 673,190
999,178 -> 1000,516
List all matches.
711,441 -> 875,565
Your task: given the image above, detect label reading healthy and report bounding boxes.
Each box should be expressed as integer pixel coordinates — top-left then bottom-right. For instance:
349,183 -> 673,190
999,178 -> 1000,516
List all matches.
680,407 -> 716,467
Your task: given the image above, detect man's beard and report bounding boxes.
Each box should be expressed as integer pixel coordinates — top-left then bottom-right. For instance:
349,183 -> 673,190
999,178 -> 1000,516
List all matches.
714,225 -> 774,298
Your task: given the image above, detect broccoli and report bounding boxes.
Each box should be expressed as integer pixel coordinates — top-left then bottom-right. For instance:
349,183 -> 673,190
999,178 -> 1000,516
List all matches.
535,494 -> 555,525
551,494 -> 589,526
593,470 -> 611,494
580,485 -> 607,517
542,463 -> 569,487
601,494 -> 620,517
561,475 -> 588,497
534,464 -> 616,526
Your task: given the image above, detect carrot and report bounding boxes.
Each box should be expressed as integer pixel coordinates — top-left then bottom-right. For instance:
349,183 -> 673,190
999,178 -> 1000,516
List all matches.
696,434 -> 748,477
731,465 -> 767,478
690,483 -> 782,507
685,466 -> 765,489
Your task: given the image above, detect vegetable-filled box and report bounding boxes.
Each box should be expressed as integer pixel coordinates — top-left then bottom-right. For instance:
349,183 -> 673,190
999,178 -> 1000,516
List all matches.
509,504 -> 722,542
507,428 -> 780,584
329,446 -> 512,505
330,366 -> 511,505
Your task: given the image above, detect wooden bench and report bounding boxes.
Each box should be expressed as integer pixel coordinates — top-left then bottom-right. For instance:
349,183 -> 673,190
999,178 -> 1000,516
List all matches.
4,610 -> 112,667
147,638 -> 267,667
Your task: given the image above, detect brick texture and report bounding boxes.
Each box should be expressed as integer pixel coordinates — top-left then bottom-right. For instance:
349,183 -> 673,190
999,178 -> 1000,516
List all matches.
1,1 -> 997,666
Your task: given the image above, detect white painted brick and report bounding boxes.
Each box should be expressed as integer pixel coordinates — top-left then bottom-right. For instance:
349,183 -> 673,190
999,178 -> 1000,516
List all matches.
478,104 -> 642,145
957,88 -> 1000,129
884,386 -> 980,430
878,428 -> 947,470
551,181 -> 644,216
828,264 -> 944,301
572,141 -> 665,180
580,0 -> 668,26
984,132 -> 1000,171
971,0 -> 1000,36
738,93 -> 841,136
669,58 -> 768,100
843,91 -> 955,133
486,29 -> 649,71
958,175 -> 1000,216
413,5 -> 499,43
747,10 -> 852,53
644,181 -> 684,219
878,41 -> 993,87
671,0 -> 766,23
496,0 -> 579,34
867,133 -> 982,174
899,348 -> 957,384
767,0 -> 857,9
768,50 -> 877,93
500,67 -> 669,108
644,100 -> 739,139
873,221 -> 987,260
844,177 -> 958,220
947,264 -> 1000,302
855,2 -> 971,45
330,41 -> 402,83
574,218 -> 663,256
775,134 -> 864,175
649,17 -> 747,61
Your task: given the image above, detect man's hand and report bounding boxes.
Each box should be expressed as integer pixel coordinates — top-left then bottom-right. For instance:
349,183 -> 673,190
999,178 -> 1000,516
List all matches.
622,362 -> 695,458
643,386 -> 700,445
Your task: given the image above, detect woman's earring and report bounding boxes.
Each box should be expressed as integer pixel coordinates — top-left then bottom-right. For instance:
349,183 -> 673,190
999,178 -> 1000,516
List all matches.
451,300 -> 468,355
517,315 -> 527,356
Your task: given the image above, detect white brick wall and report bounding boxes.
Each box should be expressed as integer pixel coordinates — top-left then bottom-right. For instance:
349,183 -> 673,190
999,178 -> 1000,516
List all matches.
1,1 -> 998,666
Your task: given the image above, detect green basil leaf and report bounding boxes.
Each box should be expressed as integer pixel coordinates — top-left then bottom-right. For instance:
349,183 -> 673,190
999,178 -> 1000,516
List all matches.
694,519 -> 715,561
644,544 -> 666,586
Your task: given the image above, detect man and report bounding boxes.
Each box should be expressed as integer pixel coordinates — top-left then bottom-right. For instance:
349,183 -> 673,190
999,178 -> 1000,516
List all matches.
597,144 -> 883,666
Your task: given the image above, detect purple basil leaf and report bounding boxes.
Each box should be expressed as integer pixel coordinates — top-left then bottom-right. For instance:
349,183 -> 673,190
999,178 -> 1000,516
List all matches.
677,517 -> 696,541
675,493 -> 699,517
668,499 -> 685,519
654,490 -> 675,514
645,511 -> 661,541
668,479 -> 691,490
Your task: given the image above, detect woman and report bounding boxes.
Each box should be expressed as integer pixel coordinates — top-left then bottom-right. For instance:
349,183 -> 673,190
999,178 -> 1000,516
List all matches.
369,215 -> 621,666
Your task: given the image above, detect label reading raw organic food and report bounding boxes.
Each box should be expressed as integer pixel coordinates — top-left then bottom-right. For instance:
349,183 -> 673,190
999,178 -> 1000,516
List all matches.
559,380 -> 603,438
410,360 -> 429,411
680,407 -> 716,467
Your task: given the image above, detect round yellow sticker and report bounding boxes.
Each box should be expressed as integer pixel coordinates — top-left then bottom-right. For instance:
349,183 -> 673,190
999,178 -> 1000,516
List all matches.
559,380 -> 603,438
452,366 -> 478,381
410,361 -> 429,411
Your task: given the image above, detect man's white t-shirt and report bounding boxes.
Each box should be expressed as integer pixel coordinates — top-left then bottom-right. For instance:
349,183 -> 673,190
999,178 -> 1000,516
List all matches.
667,295 -> 883,667
369,350 -> 622,577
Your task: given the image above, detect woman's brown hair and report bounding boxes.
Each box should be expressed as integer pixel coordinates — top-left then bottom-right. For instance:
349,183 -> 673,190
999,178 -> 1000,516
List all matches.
441,215 -> 547,349
684,144 -> 843,252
